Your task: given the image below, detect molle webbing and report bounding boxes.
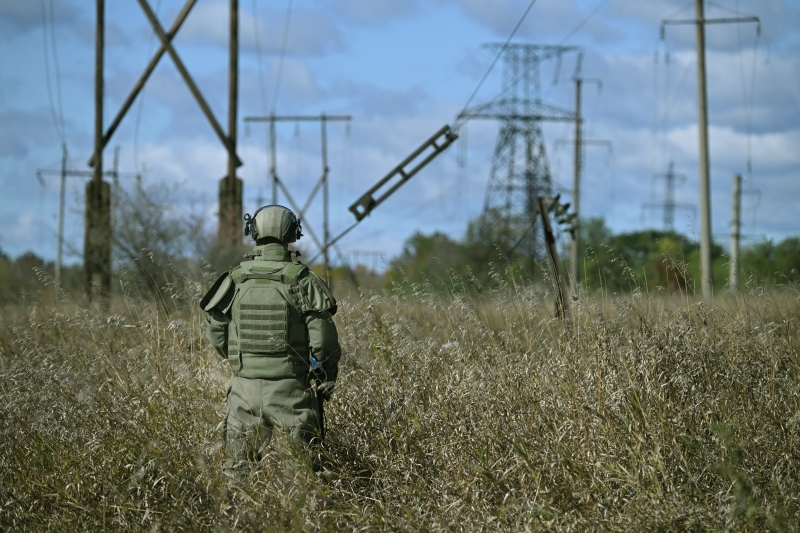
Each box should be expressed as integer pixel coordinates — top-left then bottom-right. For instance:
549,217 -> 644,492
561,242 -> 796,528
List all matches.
238,302 -> 287,353
227,261 -> 311,377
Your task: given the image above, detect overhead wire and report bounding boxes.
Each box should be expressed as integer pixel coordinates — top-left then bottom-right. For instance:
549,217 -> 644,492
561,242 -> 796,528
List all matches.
251,0 -> 269,115
733,0 -> 759,179
733,0 -> 762,229
334,0 -> 613,255
452,0 -> 540,131
457,0 -> 613,135
652,42 -> 659,176
40,0 -> 65,144
47,0 -> 66,142
271,0 -> 293,114
556,0 -> 612,47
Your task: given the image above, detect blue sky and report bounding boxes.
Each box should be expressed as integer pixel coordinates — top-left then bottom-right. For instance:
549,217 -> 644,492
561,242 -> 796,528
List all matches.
1,0 -> 798,269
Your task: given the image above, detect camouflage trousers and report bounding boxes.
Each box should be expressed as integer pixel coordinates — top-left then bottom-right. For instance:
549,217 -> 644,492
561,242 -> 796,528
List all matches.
223,374 -> 321,478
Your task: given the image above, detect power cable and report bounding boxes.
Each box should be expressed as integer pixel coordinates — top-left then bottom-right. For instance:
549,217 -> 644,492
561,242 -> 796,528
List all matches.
47,0 -> 66,141
458,0 -> 613,130
661,56 -> 692,134
251,0 -> 269,115
452,0 -> 540,130
734,0 -> 759,180
271,0 -> 293,114
556,0 -> 611,47
652,43 -> 660,175
40,0 -> 65,144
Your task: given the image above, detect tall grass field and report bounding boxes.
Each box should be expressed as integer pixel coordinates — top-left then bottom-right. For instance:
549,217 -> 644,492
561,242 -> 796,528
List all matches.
1,271 -> 798,531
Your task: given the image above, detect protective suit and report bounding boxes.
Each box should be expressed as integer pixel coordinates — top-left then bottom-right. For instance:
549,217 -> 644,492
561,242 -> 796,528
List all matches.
202,206 -> 340,477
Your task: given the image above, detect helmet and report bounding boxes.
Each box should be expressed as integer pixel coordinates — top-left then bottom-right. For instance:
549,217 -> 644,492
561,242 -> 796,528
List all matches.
244,205 -> 303,243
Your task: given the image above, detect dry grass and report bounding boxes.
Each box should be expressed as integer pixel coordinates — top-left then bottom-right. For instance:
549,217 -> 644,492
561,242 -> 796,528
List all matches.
1,270 -> 798,531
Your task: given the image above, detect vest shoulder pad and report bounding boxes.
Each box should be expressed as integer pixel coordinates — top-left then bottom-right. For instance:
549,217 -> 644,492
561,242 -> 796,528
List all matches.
200,271 -> 234,312
301,271 -> 338,315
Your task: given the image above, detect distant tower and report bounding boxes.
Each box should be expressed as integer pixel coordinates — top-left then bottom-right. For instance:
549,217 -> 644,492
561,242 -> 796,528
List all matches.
458,44 -> 578,263
643,160 -> 695,231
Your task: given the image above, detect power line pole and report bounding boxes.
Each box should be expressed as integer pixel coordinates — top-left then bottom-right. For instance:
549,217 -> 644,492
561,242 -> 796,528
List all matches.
321,114 -> 330,281
83,0 -> 112,304
244,113 -> 352,281
661,0 -> 760,301
572,76 -> 581,289
730,173 -> 742,294
38,146 -> 138,301
87,0 -> 243,248
57,143 -> 67,294
458,44 -> 581,270
219,0 -> 241,245
695,0 -> 713,301
270,117 -> 277,204
568,76 -> 610,290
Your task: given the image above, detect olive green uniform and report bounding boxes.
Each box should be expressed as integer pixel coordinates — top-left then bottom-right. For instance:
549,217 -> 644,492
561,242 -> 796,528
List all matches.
203,243 -> 340,475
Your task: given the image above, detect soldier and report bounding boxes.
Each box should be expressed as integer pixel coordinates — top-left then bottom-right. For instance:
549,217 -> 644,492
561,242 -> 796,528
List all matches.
200,205 -> 340,478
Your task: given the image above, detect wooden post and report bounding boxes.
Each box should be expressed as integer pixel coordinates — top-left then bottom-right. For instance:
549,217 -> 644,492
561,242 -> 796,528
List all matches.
571,77 -> 582,292
84,0 -> 111,304
218,0 -> 241,244
538,197 -> 570,320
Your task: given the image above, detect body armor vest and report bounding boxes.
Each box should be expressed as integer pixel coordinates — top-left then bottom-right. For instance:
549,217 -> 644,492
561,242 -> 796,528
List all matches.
227,261 -> 311,378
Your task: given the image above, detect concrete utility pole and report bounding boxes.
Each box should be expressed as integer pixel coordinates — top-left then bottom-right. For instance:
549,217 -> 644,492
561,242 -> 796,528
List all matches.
661,0 -> 760,301
567,76 -> 609,290
83,0 -> 112,303
694,0 -> 713,301
730,173 -> 742,294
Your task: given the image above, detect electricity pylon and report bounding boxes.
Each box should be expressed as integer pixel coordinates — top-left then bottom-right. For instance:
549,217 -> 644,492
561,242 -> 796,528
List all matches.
642,161 -> 695,231
457,44 -> 579,266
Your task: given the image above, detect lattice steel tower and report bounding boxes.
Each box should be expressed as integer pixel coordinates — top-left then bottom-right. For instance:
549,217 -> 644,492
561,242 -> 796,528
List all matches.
458,44 -> 578,262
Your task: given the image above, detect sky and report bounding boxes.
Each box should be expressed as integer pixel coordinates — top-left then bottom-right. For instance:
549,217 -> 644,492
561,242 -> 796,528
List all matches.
1,0 -> 798,270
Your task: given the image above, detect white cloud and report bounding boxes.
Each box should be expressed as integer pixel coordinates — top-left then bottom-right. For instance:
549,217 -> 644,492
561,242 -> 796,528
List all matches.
176,0 -> 345,56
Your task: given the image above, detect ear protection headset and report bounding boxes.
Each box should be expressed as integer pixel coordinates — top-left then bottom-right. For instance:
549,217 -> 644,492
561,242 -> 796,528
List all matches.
243,205 -> 303,242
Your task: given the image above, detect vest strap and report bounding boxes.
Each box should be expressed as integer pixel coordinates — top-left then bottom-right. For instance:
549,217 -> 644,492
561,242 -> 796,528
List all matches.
232,262 -> 308,286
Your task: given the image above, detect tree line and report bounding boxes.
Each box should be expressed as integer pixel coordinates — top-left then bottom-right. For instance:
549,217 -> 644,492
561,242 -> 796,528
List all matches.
2,199 -> 798,304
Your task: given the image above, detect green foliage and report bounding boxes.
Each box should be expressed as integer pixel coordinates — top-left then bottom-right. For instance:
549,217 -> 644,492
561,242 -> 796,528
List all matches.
383,209 -> 541,291
384,231 -> 467,287
741,237 -> 800,285
0,248 -> 82,304
381,213 -> 800,295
